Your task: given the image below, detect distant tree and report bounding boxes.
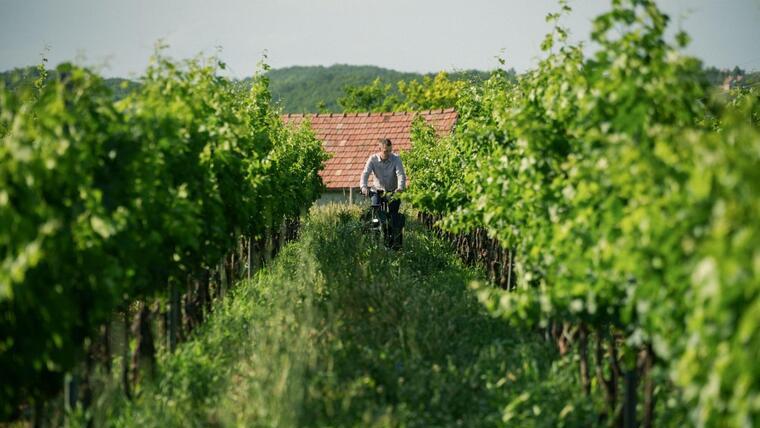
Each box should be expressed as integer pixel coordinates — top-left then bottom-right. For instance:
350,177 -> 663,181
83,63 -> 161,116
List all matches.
396,72 -> 467,111
335,71 -> 483,113
337,78 -> 401,112
702,65 -> 752,87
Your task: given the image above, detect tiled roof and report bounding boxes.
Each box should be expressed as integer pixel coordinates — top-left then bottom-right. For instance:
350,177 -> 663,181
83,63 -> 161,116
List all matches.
282,108 -> 457,189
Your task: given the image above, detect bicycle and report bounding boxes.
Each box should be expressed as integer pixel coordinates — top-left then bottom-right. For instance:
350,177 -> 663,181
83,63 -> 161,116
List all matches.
361,188 -> 405,250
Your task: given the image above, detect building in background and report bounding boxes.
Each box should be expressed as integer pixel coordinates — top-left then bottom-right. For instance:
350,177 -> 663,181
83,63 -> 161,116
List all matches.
282,108 -> 457,204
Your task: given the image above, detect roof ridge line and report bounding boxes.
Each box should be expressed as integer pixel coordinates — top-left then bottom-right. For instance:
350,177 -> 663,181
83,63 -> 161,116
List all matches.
281,108 -> 456,119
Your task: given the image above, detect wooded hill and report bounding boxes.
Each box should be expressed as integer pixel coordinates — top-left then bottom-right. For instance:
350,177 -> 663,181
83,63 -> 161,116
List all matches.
261,64 -> 496,112
2,63 -> 756,113
0,64 -> 501,113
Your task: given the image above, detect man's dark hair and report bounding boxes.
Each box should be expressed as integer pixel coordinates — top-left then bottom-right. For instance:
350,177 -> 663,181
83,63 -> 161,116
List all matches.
378,138 -> 392,147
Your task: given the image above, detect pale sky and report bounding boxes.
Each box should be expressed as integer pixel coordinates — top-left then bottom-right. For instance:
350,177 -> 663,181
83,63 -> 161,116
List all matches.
1,0 -> 759,78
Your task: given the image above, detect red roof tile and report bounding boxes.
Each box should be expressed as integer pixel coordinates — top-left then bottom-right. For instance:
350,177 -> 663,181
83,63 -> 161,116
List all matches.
282,108 -> 457,189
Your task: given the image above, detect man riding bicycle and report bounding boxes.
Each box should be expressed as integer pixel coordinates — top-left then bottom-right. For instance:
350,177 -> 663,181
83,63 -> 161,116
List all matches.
360,138 -> 407,214
360,138 -> 407,249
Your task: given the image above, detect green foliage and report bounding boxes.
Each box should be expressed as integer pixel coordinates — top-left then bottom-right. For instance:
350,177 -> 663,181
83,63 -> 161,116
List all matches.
675,93 -> 760,427
402,68 -> 515,217
403,1 -> 760,426
1,64 -> 138,413
0,51 -> 327,418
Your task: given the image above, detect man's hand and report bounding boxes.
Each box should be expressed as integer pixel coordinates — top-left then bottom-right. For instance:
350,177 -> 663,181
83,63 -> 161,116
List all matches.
361,186 -> 368,197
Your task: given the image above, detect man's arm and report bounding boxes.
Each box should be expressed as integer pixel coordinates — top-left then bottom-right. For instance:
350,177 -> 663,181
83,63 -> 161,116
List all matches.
360,155 -> 374,191
395,156 -> 406,191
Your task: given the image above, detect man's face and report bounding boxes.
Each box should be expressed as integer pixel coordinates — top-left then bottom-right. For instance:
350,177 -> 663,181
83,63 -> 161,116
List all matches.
380,143 -> 392,160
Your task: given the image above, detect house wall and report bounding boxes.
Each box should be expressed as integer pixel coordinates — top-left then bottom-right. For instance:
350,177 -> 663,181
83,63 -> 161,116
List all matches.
316,188 -> 366,206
